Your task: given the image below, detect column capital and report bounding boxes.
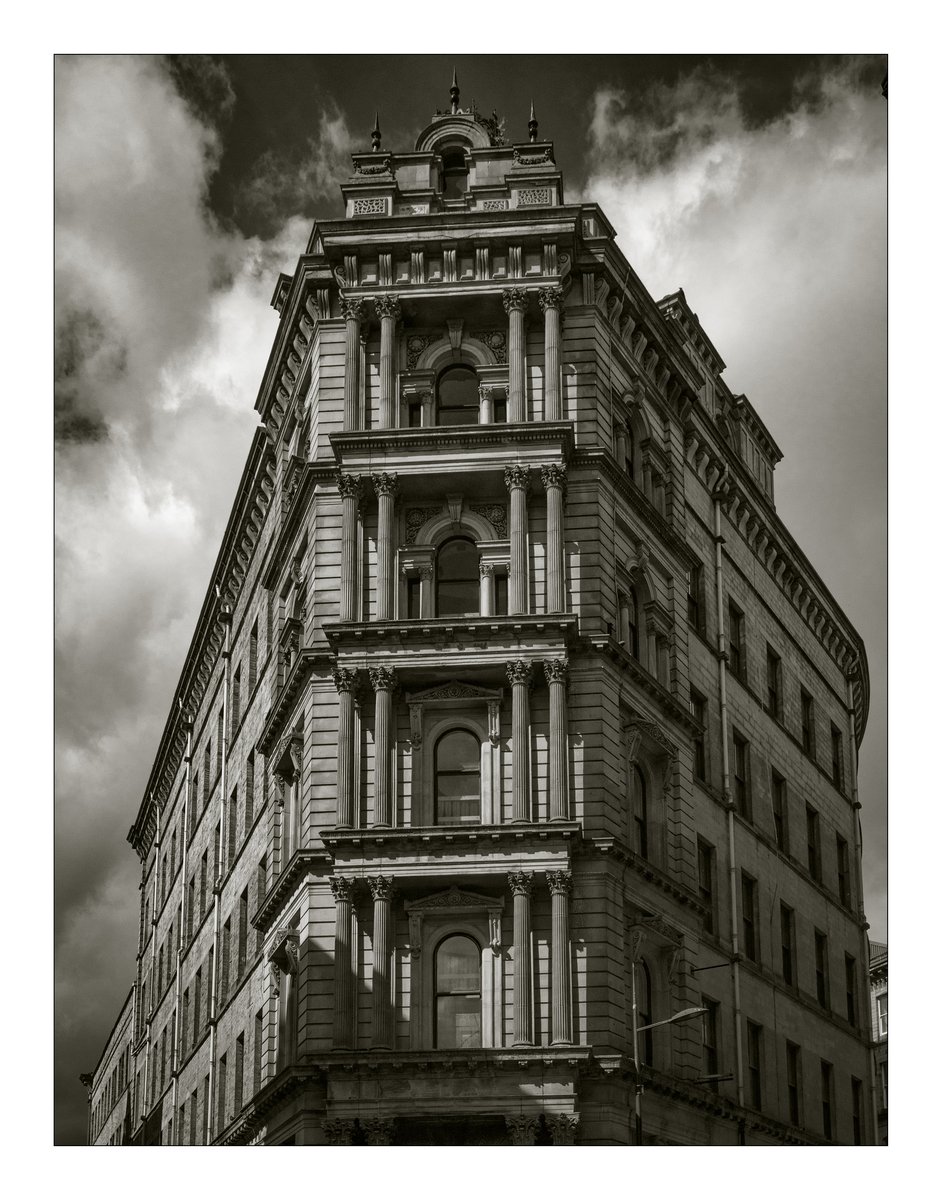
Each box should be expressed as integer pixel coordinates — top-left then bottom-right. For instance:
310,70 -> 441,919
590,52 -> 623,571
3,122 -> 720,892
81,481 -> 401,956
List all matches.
504,464 -> 531,493
332,666 -> 359,694
323,1117 -> 356,1145
508,870 -> 534,897
336,472 -> 362,500
544,657 -> 569,686
368,665 -> 397,692
367,874 -> 396,901
546,1113 -> 579,1145
374,294 -> 402,321
361,1117 -> 394,1145
541,462 -> 567,492
502,287 -> 529,315
506,659 -> 533,688
546,869 -> 572,896
340,297 -> 365,323
538,285 -> 564,312
329,876 -> 355,903
372,471 -> 399,498
478,382 -> 494,400
479,561 -> 495,578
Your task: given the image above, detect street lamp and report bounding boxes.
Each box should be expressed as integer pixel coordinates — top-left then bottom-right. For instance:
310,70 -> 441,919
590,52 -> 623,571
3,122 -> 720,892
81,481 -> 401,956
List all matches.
629,962 -> 706,1146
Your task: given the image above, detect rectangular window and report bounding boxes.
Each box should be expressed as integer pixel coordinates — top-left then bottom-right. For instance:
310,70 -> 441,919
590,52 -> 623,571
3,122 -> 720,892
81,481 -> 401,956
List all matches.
780,902 -> 796,986
246,754 -> 255,831
221,919 -> 231,1006
494,573 -> 508,616
203,745 -> 211,804
234,1032 -> 245,1115
214,821 -> 221,880
747,1021 -> 762,1110
876,991 -> 887,1038
238,888 -> 248,977
820,1060 -> 834,1140
852,1076 -> 863,1145
814,930 -> 830,1008
194,968 -> 202,1042
844,954 -> 858,1025
836,835 -> 851,907
690,690 -> 707,781
687,560 -> 705,635
766,645 -> 782,718
182,988 -> 189,1057
741,873 -> 759,962
879,1060 -> 887,1111
800,688 -> 816,757
249,619 -> 258,692
266,590 -> 274,656
771,770 -> 789,854
254,1008 -> 264,1095
189,1088 -> 198,1146
187,875 -> 195,940
200,850 -> 208,917
806,805 -> 821,881
698,838 -> 717,936
727,599 -> 746,680
733,731 -> 751,821
830,723 -> 844,789
406,576 -> 421,619
190,772 -> 198,838
231,664 -> 241,733
202,1075 -> 210,1144
407,398 -> 423,428
170,829 -> 177,884
702,998 -> 720,1090
256,856 -> 267,954
216,709 -> 223,777
786,1041 -> 802,1127
228,789 -> 238,870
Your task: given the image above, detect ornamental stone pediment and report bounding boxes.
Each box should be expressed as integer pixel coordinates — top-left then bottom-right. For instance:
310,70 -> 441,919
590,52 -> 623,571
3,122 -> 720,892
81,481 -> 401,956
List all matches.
406,681 -> 502,704
405,886 -> 503,914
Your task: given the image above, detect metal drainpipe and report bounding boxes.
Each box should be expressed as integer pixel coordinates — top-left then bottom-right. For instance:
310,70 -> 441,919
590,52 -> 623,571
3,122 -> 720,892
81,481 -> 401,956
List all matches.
712,471 -> 746,1118
846,674 -> 878,1144
170,713 -> 194,1144
142,795 -> 160,1131
207,603 -> 232,1143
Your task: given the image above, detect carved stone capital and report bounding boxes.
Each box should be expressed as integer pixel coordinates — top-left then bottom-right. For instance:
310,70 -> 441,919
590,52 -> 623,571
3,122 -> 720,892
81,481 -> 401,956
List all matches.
479,562 -> 495,578
369,665 -> 397,692
508,870 -> 534,898
361,1117 -> 394,1145
506,659 -> 533,688
367,874 -> 395,902
332,667 -> 359,695
543,658 -> 568,687
546,869 -> 572,897
340,298 -> 365,324
541,462 -> 567,492
501,287 -> 529,315
269,928 -> 300,975
478,383 -> 494,400
336,472 -> 362,501
504,464 -> 530,493
373,294 -> 401,322
547,1113 -> 579,1145
538,286 -> 564,313
329,876 -> 354,903
505,1114 -> 539,1145
323,1118 -> 356,1145
372,471 -> 399,499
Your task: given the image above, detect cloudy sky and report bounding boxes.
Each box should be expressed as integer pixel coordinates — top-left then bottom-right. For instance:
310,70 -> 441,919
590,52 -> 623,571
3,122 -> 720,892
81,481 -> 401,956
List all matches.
53,53 -> 886,1145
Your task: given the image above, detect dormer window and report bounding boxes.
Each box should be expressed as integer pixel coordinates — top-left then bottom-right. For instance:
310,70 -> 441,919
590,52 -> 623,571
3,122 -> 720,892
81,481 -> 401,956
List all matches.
441,148 -> 469,199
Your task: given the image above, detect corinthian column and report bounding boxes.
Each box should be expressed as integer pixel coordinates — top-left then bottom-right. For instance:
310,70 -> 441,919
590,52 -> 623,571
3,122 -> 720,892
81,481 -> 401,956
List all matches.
544,659 -> 569,821
330,877 -> 355,1048
374,295 -> 401,428
372,472 -> 398,620
479,562 -> 495,617
541,463 -> 567,614
506,659 -> 532,823
504,465 -> 530,616
368,875 -> 394,1049
502,288 -> 528,422
547,870 -> 573,1045
333,668 -> 358,828
341,298 -> 364,431
369,666 -> 396,828
337,473 -> 362,622
508,871 -> 534,1046
539,286 -> 563,420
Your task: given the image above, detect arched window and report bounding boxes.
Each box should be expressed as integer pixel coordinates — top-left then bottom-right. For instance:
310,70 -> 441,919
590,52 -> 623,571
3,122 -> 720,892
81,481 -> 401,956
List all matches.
637,959 -> 654,1065
434,934 -> 482,1048
436,536 -> 479,616
437,365 -> 479,426
632,764 -> 648,859
441,148 -> 469,199
434,729 -> 482,824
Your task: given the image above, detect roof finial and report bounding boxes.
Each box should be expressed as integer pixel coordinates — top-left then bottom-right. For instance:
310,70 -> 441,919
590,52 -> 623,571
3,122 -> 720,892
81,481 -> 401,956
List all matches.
528,99 -> 538,143
371,111 -> 381,152
450,67 -> 460,115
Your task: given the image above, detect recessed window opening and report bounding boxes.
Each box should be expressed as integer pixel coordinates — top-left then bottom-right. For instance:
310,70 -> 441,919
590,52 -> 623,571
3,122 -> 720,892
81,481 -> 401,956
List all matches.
434,729 -> 481,825
434,934 -> 481,1048
436,536 -> 479,616
441,148 -> 469,199
437,365 -> 479,426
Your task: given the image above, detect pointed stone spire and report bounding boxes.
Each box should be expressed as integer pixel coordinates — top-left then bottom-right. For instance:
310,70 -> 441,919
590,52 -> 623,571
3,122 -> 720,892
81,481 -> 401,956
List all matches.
450,67 -> 460,115
528,99 -> 538,143
371,111 -> 381,152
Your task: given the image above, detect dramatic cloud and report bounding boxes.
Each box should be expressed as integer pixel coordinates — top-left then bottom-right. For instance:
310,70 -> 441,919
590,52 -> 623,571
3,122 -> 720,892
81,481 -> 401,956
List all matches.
582,62 -> 887,932
54,54 -> 333,1144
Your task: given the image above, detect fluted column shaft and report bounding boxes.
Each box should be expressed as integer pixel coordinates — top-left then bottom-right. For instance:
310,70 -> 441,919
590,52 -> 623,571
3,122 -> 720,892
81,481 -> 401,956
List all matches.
539,287 -> 563,420
505,466 -> 529,616
507,660 -> 532,822
330,878 -> 355,1048
338,474 -> 361,622
368,876 -> 394,1049
333,669 -> 357,828
542,463 -> 566,614
373,473 -> 398,621
341,299 -> 364,431
369,667 -> 396,828
503,289 -> 528,422
509,872 -> 534,1046
547,871 -> 573,1045
375,296 -> 401,429
545,659 -> 569,821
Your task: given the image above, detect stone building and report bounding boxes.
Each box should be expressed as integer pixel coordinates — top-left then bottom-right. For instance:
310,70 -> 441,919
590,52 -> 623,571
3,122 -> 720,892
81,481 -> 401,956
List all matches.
869,941 -> 887,1144
83,82 -> 875,1146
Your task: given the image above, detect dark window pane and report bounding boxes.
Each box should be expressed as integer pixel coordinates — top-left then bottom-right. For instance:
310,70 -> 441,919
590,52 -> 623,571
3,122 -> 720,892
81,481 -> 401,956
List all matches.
438,367 -> 478,424
436,537 -> 479,616
435,730 -> 479,772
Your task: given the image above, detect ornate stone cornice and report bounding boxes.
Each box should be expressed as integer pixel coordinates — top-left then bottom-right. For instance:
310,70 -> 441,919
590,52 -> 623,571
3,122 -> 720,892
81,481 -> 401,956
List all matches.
501,287 -> 528,314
